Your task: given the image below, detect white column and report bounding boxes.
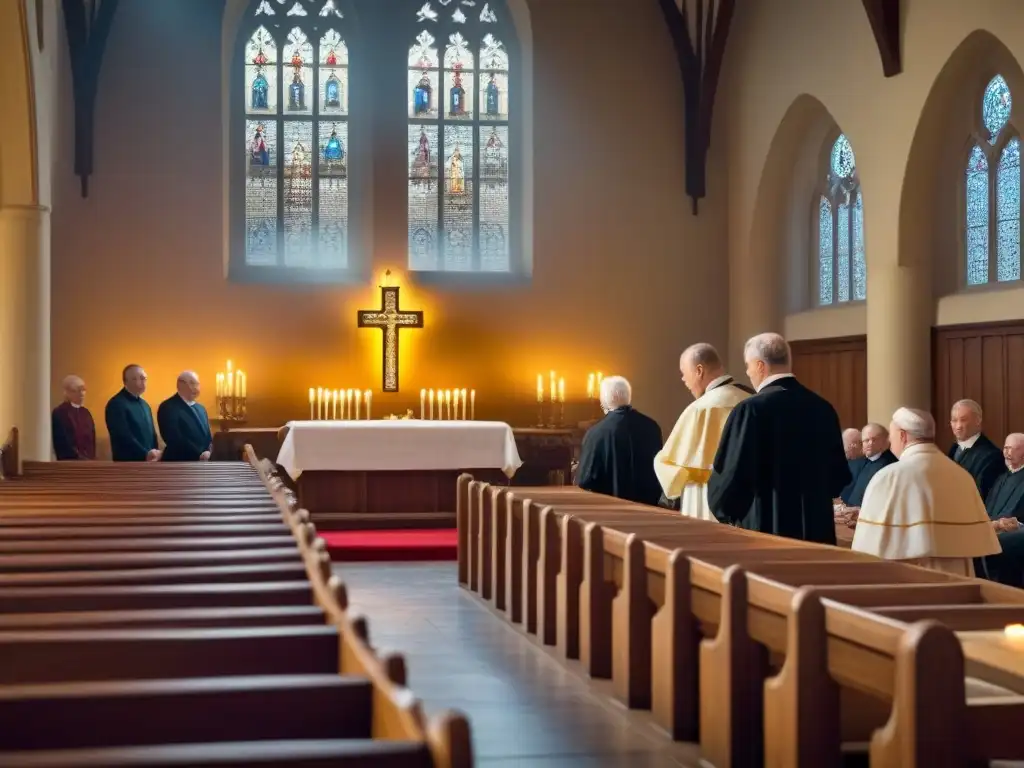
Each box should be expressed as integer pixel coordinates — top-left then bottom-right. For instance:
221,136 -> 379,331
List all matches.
0,204 -> 51,461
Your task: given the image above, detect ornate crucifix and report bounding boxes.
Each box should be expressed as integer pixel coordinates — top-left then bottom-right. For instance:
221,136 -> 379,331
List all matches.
357,271 -> 424,393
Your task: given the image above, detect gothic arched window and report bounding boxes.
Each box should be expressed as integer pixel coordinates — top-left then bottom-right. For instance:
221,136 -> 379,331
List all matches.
407,1 -> 518,274
816,134 -> 866,305
234,0 -> 353,278
965,74 -> 1021,286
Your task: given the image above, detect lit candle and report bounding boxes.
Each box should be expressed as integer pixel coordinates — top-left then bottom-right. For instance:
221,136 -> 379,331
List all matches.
309,387 -> 315,420
429,389 -> 435,420
445,389 -> 452,420
597,371 -> 604,388
332,389 -> 339,420
347,389 -> 354,419
461,388 -> 467,420
453,389 -> 460,420
558,377 -> 565,403
239,371 -> 246,399
216,373 -> 223,398
355,389 -> 362,420
536,374 -> 543,403
420,388 -> 426,420
365,390 -> 372,419
549,371 -> 555,404
470,389 -> 475,420
587,373 -> 595,400
1006,623 -> 1024,639
317,387 -> 324,420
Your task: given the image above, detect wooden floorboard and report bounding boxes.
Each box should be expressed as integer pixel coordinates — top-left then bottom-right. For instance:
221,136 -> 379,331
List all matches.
336,562 -> 702,767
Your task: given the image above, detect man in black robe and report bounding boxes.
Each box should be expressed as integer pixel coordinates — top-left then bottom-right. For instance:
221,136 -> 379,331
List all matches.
576,375 -> 663,506
105,364 -> 161,462
947,399 -> 1005,501
839,427 -> 867,502
157,371 -> 214,462
707,333 -> 851,544
982,433 -> 1024,586
841,423 -> 898,508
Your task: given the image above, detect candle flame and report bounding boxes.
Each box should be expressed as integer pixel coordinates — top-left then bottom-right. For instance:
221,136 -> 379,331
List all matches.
1005,623 -> 1024,638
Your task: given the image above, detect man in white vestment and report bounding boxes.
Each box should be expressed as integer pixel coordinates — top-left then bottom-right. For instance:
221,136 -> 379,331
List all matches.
653,343 -> 752,520
851,407 -> 1000,576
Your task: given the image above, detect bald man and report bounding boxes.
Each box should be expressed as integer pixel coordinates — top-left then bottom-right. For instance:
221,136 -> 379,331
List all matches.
51,375 -> 96,460
653,343 -> 751,520
157,371 -> 213,462
852,408 -> 999,577
982,433 -> 1024,586
839,427 -> 866,502
948,399 -> 1004,501
707,333 -> 850,544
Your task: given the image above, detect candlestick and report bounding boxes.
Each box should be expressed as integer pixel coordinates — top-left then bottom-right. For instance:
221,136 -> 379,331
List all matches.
429,389 -> 435,420
558,377 -> 565,403
470,389 -> 475,420
420,389 -> 426,420
461,388 -> 467,420
365,390 -> 372,420
536,374 -> 543,404
355,389 -> 362,420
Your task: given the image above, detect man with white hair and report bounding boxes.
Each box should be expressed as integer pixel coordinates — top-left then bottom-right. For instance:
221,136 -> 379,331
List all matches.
156,371 -> 213,462
851,407 -> 999,576
653,343 -> 751,519
576,375 -> 663,505
51,374 -> 96,460
707,332 -> 851,544
948,399 -> 1004,501
982,433 -> 1024,586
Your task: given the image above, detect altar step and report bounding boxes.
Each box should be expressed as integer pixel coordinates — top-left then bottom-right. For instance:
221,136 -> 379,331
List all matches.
321,529 -> 458,563
308,511 -> 455,532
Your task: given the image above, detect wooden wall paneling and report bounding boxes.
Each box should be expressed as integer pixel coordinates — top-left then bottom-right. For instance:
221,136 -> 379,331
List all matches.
932,321 -> 1024,451
790,335 -> 867,431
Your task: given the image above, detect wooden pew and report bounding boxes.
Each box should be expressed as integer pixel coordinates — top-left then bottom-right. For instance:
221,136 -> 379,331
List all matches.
0,435 -> 472,767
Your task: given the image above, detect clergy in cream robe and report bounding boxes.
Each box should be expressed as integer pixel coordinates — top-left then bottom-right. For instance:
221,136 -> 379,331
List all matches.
653,344 -> 752,521
851,407 -> 1000,577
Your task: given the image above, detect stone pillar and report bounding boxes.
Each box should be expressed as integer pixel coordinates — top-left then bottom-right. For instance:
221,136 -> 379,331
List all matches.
0,204 -> 51,461
866,260 -> 932,425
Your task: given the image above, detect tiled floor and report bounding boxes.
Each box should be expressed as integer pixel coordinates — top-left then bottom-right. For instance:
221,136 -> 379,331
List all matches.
336,561 -> 703,767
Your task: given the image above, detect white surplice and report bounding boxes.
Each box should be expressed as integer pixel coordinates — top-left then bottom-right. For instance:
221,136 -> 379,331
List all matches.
276,420 -> 523,480
851,442 -> 1000,574
653,378 -> 750,521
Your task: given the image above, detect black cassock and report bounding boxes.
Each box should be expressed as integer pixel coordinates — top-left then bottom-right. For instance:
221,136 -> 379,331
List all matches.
948,433 -> 1004,502
839,456 -> 868,502
576,405 -> 663,506
707,376 -> 851,544
841,449 -> 898,507
983,469 -> 1024,586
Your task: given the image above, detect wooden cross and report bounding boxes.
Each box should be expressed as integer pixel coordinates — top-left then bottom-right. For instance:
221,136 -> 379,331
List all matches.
357,272 -> 423,393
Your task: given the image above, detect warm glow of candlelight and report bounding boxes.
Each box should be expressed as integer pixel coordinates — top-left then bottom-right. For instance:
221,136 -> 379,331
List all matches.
461,388 -> 467,420
470,389 -> 476,420
453,388 -> 460,420
420,388 -> 426,420
346,389 -> 353,420
558,377 -> 565,403
355,389 -> 362,420
549,371 -> 555,403
333,389 -> 339,420
1006,623 -> 1024,639
317,387 -> 324,420
445,389 -> 452,420
429,389 -> 435,420
365,390 -> 372,419
536,374 -> 543,403
587,373 -> 595,400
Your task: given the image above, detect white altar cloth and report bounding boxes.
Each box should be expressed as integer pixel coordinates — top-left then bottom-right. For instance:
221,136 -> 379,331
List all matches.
276,420 -> 523,480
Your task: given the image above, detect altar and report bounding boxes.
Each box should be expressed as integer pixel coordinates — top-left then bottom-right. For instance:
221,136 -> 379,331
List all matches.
274,420 -> 526,530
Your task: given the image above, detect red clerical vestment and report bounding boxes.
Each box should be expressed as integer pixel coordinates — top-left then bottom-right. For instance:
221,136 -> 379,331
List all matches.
51,401 -> 96,460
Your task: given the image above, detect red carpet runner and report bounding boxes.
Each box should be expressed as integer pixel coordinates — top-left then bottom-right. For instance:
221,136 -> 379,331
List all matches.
320,529 -> 459,562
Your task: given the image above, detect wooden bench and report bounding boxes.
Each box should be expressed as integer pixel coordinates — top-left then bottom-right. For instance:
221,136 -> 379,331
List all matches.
0,434 -> 472,767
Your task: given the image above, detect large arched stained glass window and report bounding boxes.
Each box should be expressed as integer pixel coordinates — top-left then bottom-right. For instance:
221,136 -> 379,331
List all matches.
817,134 -> 866,305
238,0 -> 352,273
407,1 -> 516,273
964,74 -> 1021,285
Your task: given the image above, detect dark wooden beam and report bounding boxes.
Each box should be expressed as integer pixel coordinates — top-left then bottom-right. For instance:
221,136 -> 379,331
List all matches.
861,0 -> 901,77
657,0 -> 735,215
63,0 -> 120,197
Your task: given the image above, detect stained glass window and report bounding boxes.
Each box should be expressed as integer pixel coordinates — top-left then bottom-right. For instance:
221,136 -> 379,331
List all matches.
407,1 -> 515,273
237,0 -> 351,273
963,75 -> 1021,286
816,135 -> 866,305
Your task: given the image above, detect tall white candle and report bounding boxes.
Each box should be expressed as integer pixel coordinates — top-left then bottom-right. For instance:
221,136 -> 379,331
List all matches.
317,387 -> 324,420
461,388 -> 467,420
453,389 -> 460,421
309,388 -> 315,419
445,389 -> 451,420
355,389 -> 362,420
429,389 -> 434,420
470,389 -> 475,420
346,389 -> 353,420
420,389 -> 426,420
365,390 -> 372,419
